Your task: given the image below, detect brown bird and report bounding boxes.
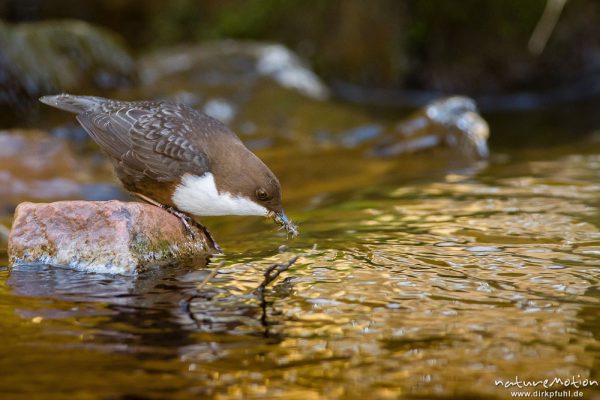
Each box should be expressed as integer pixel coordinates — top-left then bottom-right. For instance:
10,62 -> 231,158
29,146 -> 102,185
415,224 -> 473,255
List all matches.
40,94 -> 298,249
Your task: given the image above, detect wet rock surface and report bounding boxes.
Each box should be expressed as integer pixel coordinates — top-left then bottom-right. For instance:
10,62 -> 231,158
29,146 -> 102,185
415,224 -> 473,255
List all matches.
312,97 -> 489,160
8,201 -> 216,275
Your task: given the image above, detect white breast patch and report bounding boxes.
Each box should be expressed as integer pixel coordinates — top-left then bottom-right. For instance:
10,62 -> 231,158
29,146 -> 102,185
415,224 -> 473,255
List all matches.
172,173 -> 268,216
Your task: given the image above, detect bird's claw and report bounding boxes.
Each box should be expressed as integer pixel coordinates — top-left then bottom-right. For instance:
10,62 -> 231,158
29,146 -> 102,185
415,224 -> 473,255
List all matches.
180,215 -> 196,240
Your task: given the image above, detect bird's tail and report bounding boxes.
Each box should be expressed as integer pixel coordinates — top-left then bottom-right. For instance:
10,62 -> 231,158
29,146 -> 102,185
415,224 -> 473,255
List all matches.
39,94 -> 108,114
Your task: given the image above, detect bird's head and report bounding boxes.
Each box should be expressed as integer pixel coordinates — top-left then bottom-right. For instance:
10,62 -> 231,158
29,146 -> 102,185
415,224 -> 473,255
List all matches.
209,144 -> 298,237
240,160 -> 298,238
251,173 -> 298,238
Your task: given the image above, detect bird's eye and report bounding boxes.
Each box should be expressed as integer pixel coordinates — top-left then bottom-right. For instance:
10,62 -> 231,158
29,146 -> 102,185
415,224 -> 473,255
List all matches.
256,188 -> 271,201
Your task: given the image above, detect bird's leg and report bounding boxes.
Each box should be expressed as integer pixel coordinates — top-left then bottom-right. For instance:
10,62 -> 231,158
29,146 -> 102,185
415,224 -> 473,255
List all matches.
132,192 -> 196,238
132,192 -> 221,252
159,205 -> 223,253
163,206 -> 197,239
172,209 -> 222,253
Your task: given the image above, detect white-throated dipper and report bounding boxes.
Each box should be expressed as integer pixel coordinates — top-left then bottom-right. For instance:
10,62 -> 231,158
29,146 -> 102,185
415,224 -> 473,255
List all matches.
39,94 -> 298,247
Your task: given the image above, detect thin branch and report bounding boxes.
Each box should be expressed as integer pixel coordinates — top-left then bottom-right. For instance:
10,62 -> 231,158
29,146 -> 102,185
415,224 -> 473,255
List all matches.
255,256 -> 300,334
256,256 -> 300,294
195,267 -> 219,291
529,0 -> 568,55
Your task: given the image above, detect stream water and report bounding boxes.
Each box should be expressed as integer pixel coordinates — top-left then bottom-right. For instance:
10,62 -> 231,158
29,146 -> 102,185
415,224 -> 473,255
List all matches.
1,126 -> 600,399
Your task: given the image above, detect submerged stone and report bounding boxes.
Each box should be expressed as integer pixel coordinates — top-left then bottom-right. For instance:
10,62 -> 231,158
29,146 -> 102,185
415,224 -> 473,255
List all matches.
371,96 -> 490,159
8,201 -> 217,275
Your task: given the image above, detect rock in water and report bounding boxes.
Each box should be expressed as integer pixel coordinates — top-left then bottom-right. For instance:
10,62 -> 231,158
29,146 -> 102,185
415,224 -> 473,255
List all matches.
371,96 -> 489,160
8,201 -> 217,275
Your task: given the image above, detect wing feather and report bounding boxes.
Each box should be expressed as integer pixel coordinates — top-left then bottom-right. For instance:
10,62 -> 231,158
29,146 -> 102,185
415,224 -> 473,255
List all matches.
77,102 -> 210,183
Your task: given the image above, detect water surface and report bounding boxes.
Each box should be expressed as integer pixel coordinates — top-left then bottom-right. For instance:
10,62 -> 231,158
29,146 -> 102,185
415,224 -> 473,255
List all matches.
1,139 -> 600,399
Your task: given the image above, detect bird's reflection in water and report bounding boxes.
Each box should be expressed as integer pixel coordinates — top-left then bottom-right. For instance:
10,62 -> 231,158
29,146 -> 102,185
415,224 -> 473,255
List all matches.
7,258 -> 291,357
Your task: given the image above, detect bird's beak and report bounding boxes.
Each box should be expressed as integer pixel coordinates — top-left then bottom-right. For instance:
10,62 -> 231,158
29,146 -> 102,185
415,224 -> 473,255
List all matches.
269,210 -> 299,238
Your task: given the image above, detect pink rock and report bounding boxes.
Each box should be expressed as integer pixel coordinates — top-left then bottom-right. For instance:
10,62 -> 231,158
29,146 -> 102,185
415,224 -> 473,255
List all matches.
8,201 -> 218,274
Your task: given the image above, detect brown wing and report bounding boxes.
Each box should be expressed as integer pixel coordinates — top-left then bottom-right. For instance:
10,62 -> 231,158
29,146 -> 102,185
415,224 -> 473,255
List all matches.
76,102 -> 210,183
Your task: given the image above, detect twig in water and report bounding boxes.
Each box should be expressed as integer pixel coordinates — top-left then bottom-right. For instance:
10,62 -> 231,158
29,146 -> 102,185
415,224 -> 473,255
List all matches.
256,255 -> 300,334
195,267 -> 218,291
257,256 -> 299,293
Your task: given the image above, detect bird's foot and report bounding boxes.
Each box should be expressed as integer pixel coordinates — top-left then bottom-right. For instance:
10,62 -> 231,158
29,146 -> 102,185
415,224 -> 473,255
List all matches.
163,206 -> 196,239
162,206 -> 222,253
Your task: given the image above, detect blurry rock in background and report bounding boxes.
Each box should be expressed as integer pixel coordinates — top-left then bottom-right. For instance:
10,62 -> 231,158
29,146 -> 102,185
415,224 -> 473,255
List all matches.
371,96 -> 489,160
0,129 -> 125,211
136,40 -> 329,127
135,40 -> 334,148
0,19 -> 135,112
140,41 -> 328,102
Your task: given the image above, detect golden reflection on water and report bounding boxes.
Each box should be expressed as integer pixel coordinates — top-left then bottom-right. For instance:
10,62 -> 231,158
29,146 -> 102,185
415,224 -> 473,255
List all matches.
1,149 -> 600,399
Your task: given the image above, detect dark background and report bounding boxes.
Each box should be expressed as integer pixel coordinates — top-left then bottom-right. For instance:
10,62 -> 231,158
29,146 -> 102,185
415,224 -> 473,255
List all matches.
2,0 -> 599,98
